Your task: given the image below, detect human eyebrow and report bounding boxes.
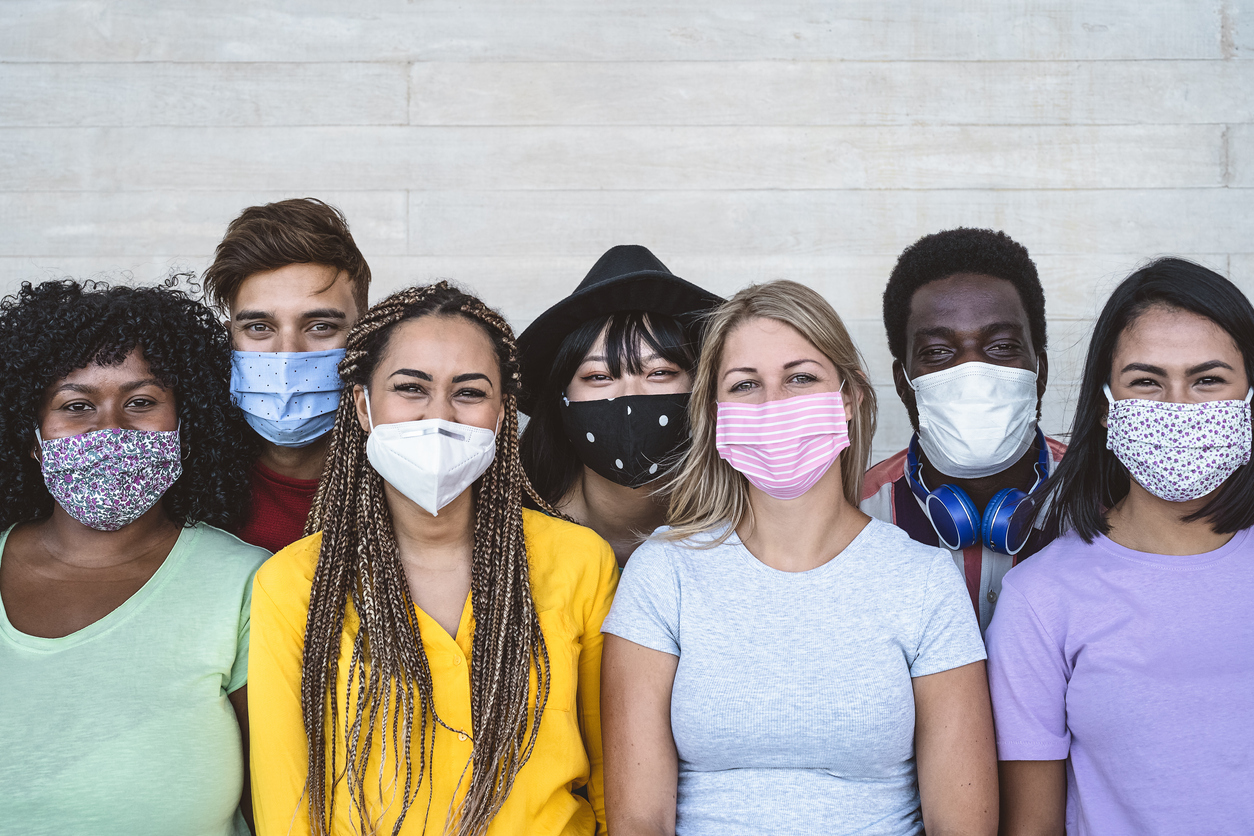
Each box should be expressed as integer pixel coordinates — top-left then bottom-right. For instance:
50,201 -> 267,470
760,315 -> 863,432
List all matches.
452,373 -> 493,385
301,308 -> 347,320
911,326 -> 958,341
389,369 -> 433,381
979,322 -> 1026,335
782,359 -> 823,370
1185,360 -> 1234,376
233,310 -> 272,322
121,377 -> 165,393
1120,362 -> 1168,376
723,366 -> 757,379
51,382 -> 95,395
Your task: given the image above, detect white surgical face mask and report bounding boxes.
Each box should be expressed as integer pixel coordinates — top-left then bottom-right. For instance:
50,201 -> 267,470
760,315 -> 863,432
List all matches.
910,361 -> 1039,479
362,387 -> 498,516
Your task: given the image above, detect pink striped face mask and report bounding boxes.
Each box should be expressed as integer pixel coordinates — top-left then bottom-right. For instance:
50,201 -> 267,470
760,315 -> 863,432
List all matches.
715,388 -> 850,500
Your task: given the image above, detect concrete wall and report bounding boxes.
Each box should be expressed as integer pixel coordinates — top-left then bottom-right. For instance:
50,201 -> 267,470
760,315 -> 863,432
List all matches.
1,1 -> 1250,461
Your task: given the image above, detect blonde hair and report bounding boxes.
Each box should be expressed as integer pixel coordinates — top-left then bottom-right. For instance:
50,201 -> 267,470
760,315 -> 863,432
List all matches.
665,280 -> 877,543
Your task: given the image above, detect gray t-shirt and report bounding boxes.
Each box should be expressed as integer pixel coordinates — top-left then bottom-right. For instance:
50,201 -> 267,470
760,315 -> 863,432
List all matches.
601,517 -> 986,836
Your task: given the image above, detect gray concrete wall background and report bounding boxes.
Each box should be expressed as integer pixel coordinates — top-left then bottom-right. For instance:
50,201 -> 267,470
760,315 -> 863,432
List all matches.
1,1 -> 1250,462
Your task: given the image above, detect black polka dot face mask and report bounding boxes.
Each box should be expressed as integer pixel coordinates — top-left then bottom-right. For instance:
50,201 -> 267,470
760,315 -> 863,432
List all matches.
559,392 -> 691,488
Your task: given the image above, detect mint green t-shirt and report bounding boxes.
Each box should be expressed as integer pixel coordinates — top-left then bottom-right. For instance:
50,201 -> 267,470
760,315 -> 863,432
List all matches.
0,523 -> 269,836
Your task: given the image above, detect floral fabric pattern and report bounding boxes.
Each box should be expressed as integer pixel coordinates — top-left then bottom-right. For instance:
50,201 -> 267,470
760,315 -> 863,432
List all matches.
39,427 -> 183,531
1105,387 -> 1252,503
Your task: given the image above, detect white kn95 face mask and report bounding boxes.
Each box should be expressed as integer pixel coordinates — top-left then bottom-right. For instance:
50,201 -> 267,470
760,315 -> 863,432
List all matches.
362,388 -> 498,516
909,361 -> 1039,479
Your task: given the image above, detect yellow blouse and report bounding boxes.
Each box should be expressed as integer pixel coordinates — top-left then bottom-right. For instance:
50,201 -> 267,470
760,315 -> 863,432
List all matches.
248,509 -> 618,836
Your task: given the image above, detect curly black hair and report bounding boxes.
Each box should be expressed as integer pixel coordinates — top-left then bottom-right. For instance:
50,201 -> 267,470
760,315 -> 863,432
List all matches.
0,279 -> 257,530
883,227 -> 1048,364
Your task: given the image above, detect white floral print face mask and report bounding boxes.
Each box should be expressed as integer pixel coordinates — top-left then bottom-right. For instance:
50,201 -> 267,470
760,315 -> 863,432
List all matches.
1104,384 -> 1253,502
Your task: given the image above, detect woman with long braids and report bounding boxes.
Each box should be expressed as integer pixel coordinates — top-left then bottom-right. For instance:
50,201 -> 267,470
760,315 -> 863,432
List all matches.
249,282 -> 618,836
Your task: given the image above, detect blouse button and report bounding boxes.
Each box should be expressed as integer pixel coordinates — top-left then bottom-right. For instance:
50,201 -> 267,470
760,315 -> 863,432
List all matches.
987,589 -> 998,603
453,656 -> 462,666
458,733 -> 468,741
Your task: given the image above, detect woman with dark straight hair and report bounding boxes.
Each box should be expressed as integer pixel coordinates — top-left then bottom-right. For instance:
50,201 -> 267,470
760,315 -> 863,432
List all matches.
518,245 -> 722,565
988,257 -> 1254,835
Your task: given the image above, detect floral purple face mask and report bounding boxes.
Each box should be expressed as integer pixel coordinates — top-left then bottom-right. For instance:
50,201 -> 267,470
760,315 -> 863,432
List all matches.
1104,384 -> 1253,503
37,426 -> 183,531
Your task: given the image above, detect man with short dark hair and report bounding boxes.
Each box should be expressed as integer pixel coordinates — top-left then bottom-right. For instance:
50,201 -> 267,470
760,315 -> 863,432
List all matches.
203,197 -> 370,553
862,228 -> 1065,632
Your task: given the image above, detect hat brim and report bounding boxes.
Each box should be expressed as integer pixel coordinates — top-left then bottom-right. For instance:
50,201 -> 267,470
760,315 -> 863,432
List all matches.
516,271 -> 724,415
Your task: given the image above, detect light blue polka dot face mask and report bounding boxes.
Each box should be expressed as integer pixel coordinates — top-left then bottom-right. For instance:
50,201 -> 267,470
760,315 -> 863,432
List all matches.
230,349 -> 347,448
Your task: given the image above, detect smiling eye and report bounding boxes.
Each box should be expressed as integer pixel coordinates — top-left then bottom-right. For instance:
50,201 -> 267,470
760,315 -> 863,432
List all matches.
731,380 -> 756,393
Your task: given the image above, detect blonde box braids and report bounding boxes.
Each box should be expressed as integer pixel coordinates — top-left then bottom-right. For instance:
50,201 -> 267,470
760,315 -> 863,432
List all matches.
301,282 -> 561,836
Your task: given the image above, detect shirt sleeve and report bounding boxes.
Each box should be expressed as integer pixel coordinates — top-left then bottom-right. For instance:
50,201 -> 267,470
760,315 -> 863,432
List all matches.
985,577 -> 1071,761
600,538 -> 681,656
248,567 -> 313,836
225,565 -> 258,694
575,536 -> 620,836
910,548 -> 987,677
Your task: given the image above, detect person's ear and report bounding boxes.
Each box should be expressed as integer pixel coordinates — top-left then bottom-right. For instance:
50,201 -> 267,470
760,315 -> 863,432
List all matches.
353,384 -> 371,434
1035,350 -> 1050,421
893,358 -> 918,418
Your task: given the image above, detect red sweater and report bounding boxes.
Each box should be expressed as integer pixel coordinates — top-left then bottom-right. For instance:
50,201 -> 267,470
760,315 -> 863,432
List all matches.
233,463 -> 319,555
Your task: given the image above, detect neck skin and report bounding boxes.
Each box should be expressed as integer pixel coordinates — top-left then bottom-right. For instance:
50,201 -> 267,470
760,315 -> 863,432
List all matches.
385,481 -> 477,571
920,434 -> 1043,515
22,499 -> 181,572
737,460 -> 870,573
1104,479 -> 1235,556
559,467 -> 667,566
257,434 -> 330,481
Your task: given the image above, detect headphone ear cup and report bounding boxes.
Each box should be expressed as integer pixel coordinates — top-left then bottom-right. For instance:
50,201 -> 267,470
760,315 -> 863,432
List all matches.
924,485 -> 980,550
983,488 -> 1034,555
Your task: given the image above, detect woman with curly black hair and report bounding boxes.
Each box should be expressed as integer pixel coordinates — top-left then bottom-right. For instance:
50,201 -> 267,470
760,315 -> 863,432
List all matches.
0,280 -> 267,836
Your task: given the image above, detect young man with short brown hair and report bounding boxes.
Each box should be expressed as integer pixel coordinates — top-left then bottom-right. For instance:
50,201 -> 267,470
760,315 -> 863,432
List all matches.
205,197 -> 370,552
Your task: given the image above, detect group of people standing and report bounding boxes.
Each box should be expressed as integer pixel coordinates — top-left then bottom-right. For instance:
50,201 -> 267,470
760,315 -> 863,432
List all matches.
0,197 -> 1249,836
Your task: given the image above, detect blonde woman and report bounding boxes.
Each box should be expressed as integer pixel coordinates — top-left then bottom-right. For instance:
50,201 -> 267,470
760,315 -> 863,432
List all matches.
601,281 -> 996,836
249,283 -> 618,836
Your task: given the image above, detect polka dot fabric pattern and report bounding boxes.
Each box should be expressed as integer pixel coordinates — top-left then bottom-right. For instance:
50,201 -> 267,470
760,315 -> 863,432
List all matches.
39,427 -> 183,531
559,392 -> 692,487
1105,387 -> 1253,503
230,349 -> 346,447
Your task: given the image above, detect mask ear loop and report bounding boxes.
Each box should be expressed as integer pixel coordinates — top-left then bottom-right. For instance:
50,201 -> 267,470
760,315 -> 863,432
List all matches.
1245,388 -> 1253,404
362,385 -> 376,431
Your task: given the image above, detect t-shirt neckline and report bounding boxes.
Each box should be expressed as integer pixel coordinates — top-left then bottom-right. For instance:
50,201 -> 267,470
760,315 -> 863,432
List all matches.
0,523 -> 198,651
254,461 -> 321,491
1094,525 -> 1250,568
727,517 -> 876,578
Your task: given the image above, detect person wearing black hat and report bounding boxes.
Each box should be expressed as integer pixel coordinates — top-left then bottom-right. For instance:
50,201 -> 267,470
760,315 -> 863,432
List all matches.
518,245 -> 723,565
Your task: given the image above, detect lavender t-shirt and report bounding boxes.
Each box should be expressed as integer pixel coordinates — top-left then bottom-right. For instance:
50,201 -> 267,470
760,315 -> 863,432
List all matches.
986,527 -> 1254,836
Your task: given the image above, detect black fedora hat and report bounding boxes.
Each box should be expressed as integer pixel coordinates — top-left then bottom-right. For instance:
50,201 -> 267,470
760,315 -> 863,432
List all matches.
516,245 -> 724,415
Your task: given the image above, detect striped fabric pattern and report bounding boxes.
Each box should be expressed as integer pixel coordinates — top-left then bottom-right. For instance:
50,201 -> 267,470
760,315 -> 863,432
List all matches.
715,391 -> 850,500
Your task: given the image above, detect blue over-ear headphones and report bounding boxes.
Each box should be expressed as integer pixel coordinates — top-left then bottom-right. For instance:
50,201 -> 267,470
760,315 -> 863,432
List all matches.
905,428 -> 1050,555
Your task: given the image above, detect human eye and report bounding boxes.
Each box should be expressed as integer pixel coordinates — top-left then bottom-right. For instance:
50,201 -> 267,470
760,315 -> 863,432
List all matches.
455,387 -> 488,400
392,382 -> 426,395
61,400 -> 94,413
788,372 -> 817,385
730,380 -> 757,393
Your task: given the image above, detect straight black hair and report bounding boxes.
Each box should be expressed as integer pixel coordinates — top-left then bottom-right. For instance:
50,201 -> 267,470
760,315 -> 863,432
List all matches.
520,311 -> 697,508
1040,257 -> 1254,542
